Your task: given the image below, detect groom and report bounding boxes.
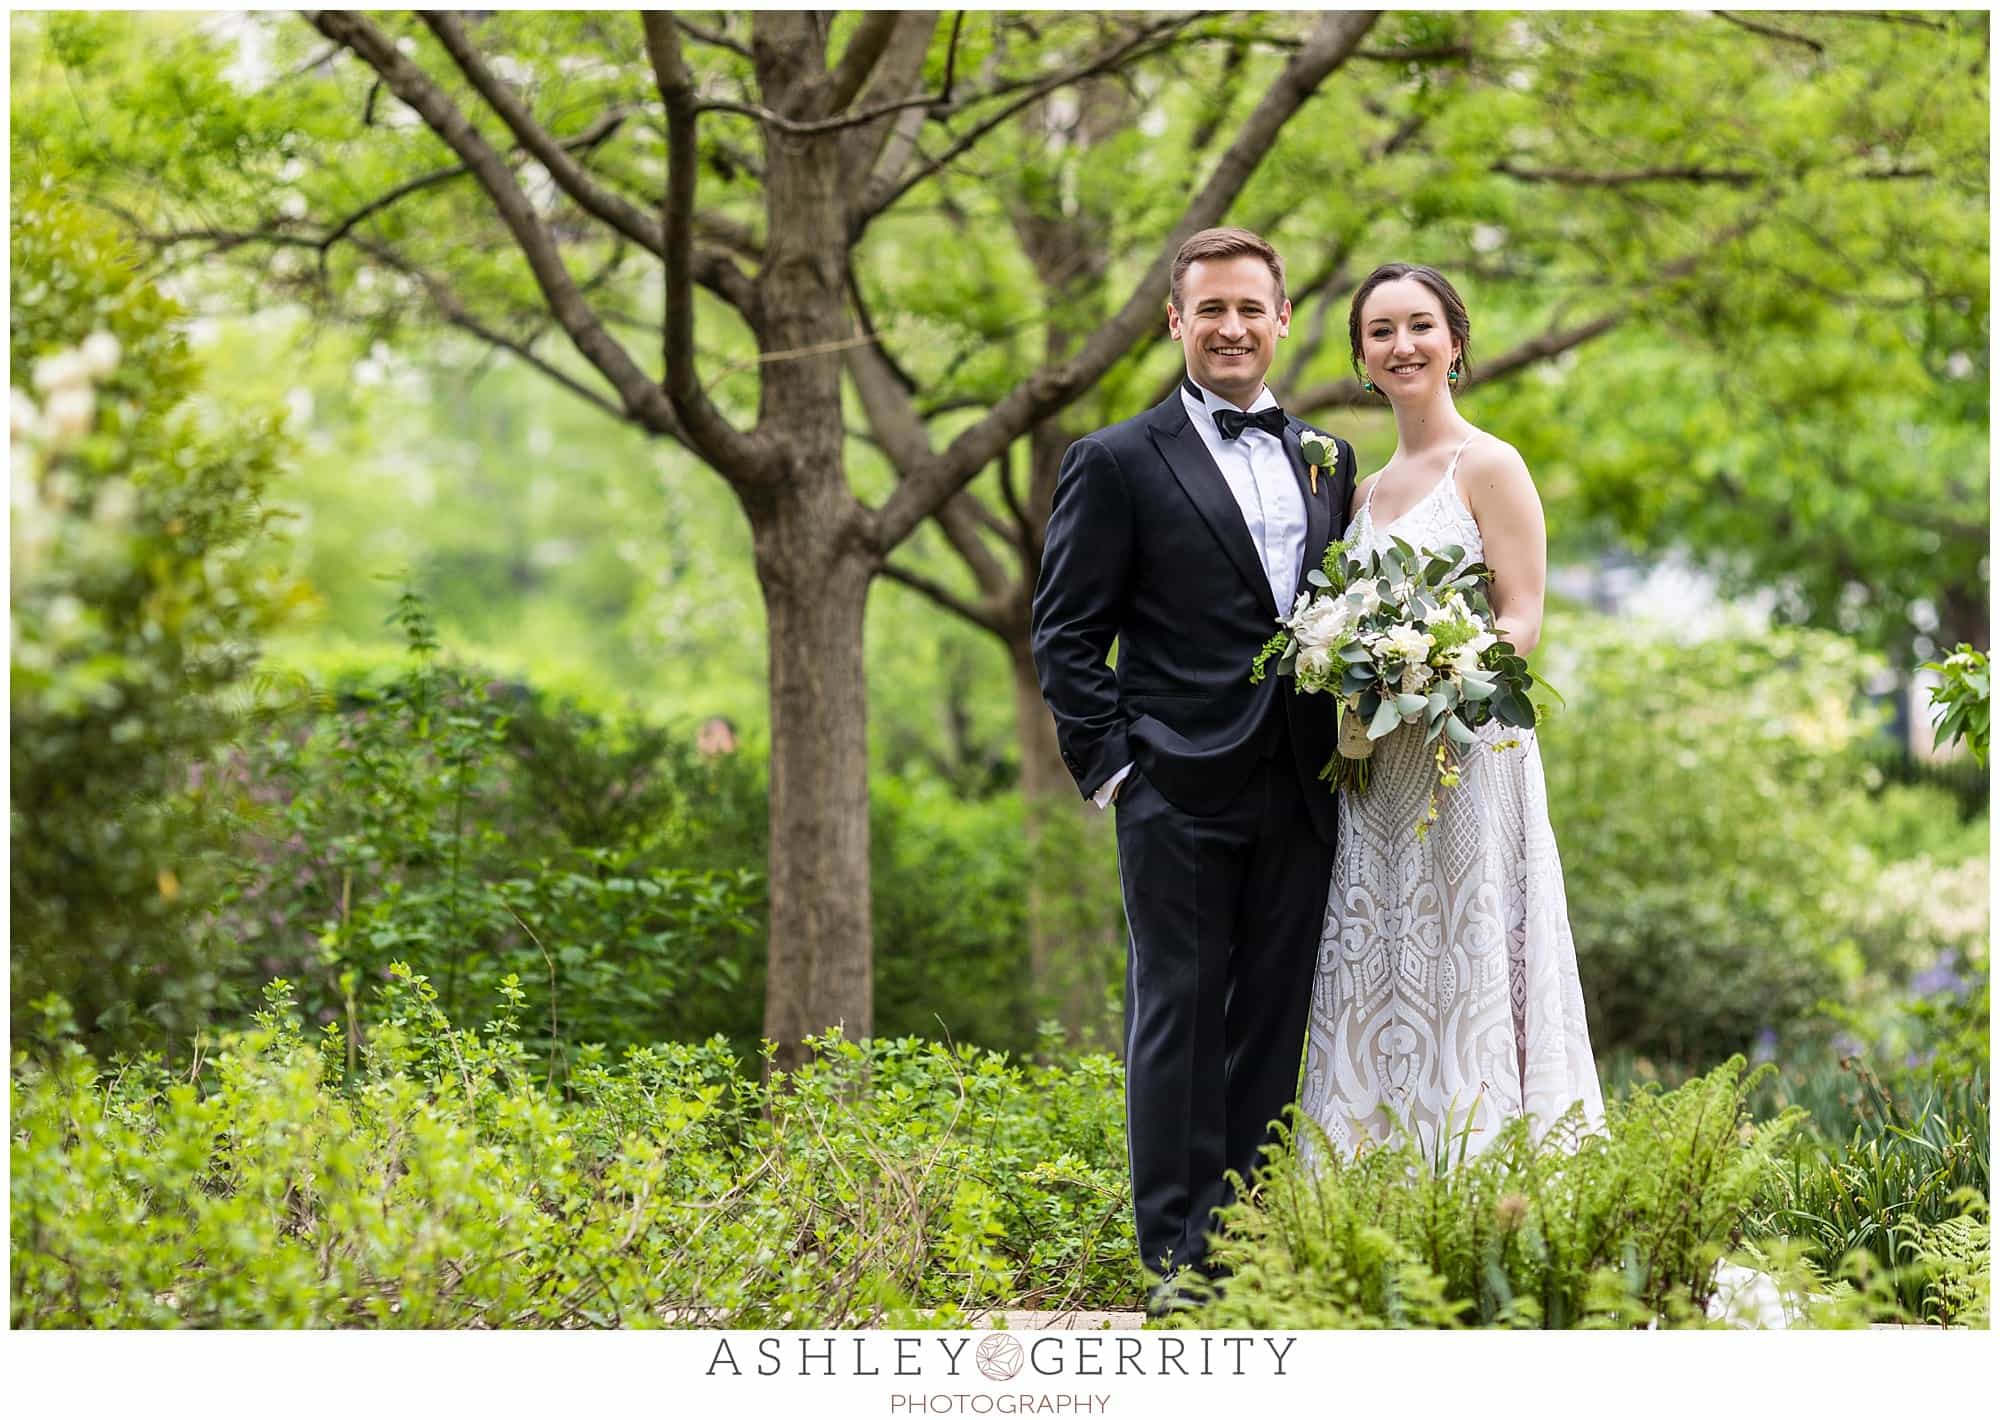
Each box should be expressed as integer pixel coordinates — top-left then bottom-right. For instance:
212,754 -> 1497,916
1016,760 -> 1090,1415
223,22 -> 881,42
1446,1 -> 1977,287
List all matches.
1031,227 -> 1356,1301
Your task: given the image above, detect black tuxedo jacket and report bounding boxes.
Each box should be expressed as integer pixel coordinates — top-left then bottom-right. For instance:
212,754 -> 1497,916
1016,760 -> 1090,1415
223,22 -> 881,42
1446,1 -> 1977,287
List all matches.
1031,390 -> 1357,845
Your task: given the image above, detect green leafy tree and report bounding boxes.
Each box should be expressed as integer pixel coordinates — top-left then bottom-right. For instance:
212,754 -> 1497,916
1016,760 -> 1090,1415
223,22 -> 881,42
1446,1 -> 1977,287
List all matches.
14,8 -> 1383,1066
9,189 -> 306,1048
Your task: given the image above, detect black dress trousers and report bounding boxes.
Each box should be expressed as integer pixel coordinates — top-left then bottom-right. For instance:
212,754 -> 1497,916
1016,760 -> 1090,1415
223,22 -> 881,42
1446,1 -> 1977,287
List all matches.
1112,709 -> 1337,1278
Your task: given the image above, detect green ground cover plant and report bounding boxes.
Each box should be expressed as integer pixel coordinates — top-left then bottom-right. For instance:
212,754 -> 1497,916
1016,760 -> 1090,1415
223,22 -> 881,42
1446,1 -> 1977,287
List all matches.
1746,1061 -> 1989,1325
17,986 -> 1987,1329
1170,1059 -> 1809,1329
10,978 -> 1136,1328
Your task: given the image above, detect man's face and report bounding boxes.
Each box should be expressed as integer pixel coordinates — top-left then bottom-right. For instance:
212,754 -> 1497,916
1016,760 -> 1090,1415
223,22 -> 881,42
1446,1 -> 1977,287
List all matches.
1168,255 -> 1291,407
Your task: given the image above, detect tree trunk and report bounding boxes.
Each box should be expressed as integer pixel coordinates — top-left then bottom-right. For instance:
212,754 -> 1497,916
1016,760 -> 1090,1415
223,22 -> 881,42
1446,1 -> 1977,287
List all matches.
760,537 -> 875,1075
750,18 -> 879,1071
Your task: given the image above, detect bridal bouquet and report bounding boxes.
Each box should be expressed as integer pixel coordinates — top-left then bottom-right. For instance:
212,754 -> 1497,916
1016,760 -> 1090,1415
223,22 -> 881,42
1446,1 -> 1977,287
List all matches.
1251,535 -> 1551,836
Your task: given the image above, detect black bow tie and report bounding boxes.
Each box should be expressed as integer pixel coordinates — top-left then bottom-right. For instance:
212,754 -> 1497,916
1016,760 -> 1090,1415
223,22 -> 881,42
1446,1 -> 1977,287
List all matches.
1214,405 -> 1289,441
1184,378 -> 1288,440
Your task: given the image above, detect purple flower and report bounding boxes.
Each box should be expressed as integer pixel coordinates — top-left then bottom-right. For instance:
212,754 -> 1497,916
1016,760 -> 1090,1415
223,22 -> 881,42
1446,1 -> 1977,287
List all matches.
1910,949 -> 1965,999
1751,1027 -> 1778,1064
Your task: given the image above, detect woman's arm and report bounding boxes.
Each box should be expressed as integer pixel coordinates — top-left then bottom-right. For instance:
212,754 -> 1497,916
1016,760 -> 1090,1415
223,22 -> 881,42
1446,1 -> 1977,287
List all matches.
1458,437 -> 1547,657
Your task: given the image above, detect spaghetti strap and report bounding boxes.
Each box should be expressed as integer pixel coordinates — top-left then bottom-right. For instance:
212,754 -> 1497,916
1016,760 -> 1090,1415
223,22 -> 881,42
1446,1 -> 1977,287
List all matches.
1364,433 -> 1480,529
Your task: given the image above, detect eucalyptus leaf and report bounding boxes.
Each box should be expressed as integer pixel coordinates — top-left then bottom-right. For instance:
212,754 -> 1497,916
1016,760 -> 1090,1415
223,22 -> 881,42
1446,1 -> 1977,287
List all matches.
1368,695 -> 1402,740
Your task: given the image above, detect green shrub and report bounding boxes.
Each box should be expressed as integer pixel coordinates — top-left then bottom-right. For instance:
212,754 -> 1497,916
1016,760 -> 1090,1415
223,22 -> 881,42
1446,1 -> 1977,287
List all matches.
226,607 -> 1069,1063
215,599 -> 765,1068
1539,621 -> 1971,1067
871,776 -> 1034,1050
1172,1059 -> 1804,1329
9,981 -> 1137,1328
9,187 -> 305,1050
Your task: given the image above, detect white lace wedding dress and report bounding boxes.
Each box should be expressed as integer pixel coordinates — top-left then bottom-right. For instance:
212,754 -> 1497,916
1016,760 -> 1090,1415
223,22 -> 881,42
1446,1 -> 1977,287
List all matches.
1300,436 -> 1605,1163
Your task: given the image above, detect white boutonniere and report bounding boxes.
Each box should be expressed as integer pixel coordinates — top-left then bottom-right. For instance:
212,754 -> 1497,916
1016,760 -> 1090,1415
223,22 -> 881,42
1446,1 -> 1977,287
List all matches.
1298,428 -> 1338,495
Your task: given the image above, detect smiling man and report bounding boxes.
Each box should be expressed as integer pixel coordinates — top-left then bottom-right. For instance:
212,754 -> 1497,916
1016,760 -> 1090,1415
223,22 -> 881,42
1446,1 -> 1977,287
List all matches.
1030,227 -> 1359,1312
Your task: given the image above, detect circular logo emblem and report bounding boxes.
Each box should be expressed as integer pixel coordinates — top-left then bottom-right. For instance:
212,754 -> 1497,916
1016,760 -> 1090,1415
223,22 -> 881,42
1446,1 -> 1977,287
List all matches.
975,1334 -> 1024,1382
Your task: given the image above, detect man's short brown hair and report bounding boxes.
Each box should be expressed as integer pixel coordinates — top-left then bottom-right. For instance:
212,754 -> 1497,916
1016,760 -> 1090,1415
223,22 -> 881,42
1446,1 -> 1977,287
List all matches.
1169,227 -> 1286,312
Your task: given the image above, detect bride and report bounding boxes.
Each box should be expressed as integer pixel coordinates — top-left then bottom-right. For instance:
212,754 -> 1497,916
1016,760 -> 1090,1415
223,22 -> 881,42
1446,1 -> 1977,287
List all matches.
1299,263 -> 1605,1163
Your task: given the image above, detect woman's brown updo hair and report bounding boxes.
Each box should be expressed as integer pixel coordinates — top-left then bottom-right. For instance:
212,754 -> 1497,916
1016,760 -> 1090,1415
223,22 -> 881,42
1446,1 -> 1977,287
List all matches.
1347,263 -> 1472,386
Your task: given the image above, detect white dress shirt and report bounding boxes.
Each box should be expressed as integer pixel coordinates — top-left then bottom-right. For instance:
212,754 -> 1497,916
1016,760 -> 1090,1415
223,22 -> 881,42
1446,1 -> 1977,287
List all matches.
1094,378 -> 1307,808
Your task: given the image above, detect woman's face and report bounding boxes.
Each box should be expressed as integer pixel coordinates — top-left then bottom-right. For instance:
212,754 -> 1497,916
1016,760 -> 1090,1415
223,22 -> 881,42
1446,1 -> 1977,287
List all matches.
1358,278 -> 1460,401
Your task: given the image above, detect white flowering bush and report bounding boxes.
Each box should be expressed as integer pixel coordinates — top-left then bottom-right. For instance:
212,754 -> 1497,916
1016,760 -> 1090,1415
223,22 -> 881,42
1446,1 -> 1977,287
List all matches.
10,188 -> 308,1049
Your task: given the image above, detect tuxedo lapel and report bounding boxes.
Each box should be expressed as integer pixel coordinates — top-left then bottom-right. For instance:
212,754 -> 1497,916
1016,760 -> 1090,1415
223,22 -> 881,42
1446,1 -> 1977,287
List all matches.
1281,420 -> 1332,601
1146,397 -> 1280,621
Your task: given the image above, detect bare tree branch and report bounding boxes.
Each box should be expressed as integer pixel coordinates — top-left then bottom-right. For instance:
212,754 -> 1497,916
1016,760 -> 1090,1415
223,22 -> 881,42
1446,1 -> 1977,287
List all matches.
997,442 -> 1035,550
933,493 -> 1013,595
674,16 -> 751,59
1492,160 -> 1763,188
878,561 -> 1009,639
284,41 -> 343,80
421,12 -> 663,256
642,10 -> 767,479
842,14 -> 943,185
826,9 -> 907,113
1775,9 -> 1948,32
306,10 -> 680,436
1713,11 -> 1827,56
320,104 -> 636,252
849,12 -> 1207,238
867,10 -> 1383,553
347,236 -> 633,424
1353,43 -> 1474,62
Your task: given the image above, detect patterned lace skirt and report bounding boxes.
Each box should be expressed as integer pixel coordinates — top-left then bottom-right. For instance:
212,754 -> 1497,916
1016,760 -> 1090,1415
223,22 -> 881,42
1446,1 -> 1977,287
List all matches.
1300,717 -> 1605,1164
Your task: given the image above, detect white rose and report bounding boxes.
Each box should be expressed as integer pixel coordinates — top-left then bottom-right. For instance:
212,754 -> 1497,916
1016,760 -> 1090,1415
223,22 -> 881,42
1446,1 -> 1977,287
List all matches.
1379,625 -> 1434,665
1297,642 -> 1334,679
1295,596 -> 1355,650
79,330 -> 122,378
